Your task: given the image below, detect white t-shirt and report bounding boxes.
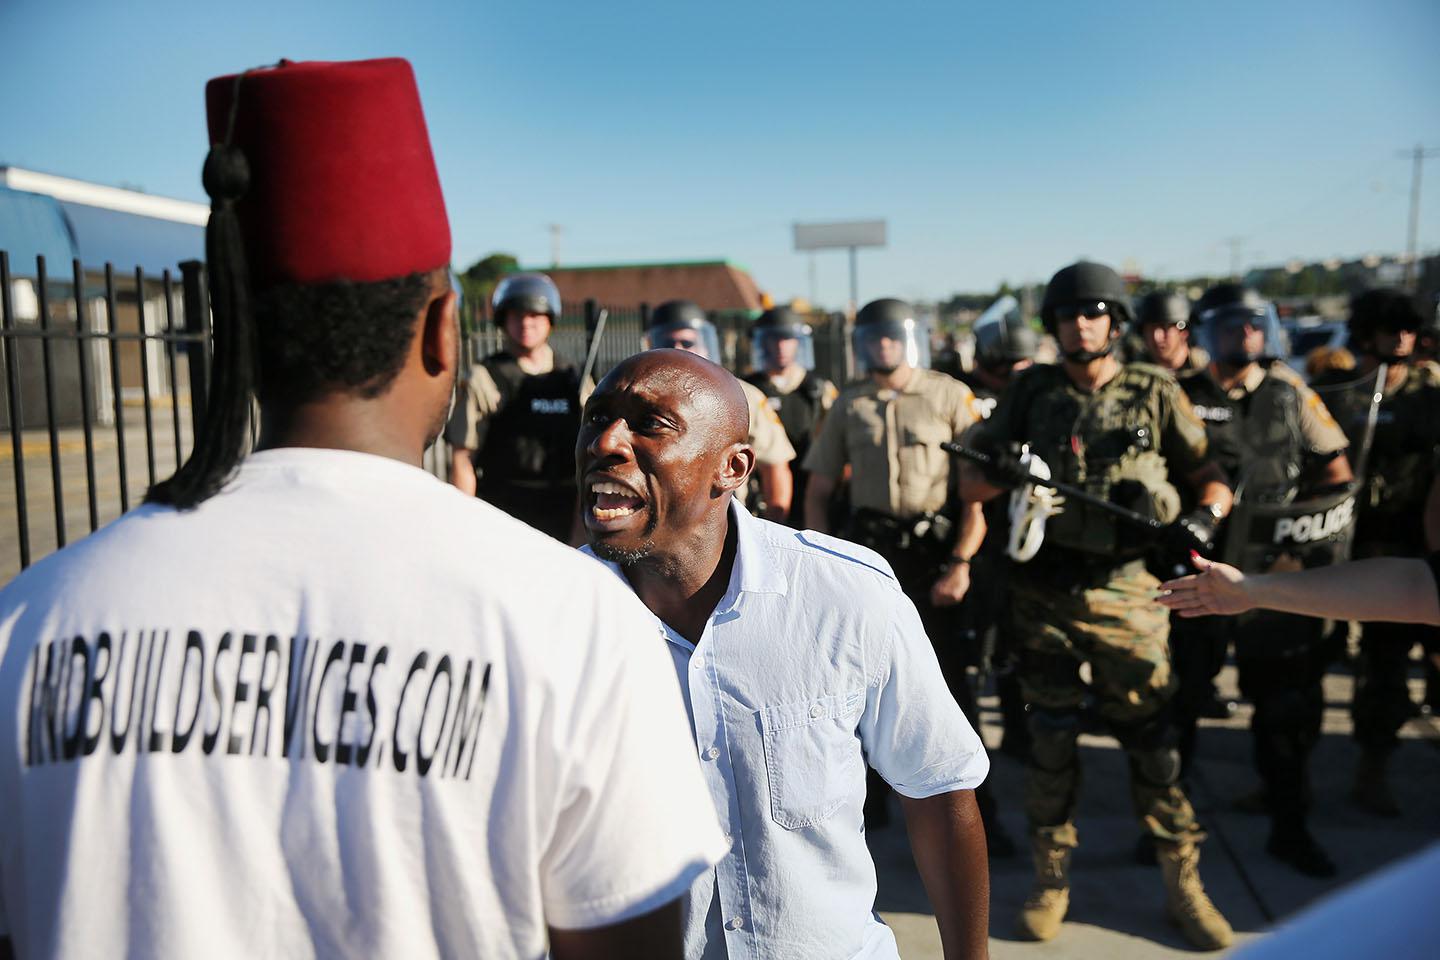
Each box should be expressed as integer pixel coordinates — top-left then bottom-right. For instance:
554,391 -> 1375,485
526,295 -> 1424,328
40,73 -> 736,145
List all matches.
0,448 -> 726,959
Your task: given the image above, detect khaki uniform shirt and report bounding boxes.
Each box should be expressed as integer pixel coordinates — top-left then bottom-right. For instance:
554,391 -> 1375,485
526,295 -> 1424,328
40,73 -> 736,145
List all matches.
741,379 -> 797,466
1222,362 -> 1349,455
804,368 -> 982,517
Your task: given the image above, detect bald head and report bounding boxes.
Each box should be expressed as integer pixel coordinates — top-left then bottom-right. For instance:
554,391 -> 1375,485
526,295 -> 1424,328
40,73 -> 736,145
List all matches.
578,349 -> 755,570
601,349 -> 749,449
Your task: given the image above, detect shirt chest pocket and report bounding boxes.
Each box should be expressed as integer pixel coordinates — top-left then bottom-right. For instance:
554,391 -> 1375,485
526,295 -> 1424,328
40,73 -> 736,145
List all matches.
759,690 -> 864,830
846,402 -> 887,448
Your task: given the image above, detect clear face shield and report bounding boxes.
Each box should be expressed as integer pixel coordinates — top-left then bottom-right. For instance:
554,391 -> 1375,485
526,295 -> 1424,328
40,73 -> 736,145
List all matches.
852,317 -> 930,374
751,324 -> 816,373
1196,301 -> 1286,368
972,295 -> 1031,367
645,320 -> 722,363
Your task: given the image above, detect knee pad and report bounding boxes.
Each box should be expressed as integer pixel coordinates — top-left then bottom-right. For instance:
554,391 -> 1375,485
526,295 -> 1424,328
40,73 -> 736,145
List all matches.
1131,744 -> 1182,786
1027,707 -> 1081,772
1111,709 -> 1182,785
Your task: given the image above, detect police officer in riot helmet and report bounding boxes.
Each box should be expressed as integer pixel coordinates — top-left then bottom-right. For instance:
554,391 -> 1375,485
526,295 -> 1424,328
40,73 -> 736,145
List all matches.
1135,290 -> 1229,788
1136,290 -> 1209,374
742,306 -> 838,525
957,297 -> 1039,759
1185,283 -> 1353,877
965,300 -> 1038,401
446,272 -> 587,542
1336,288 -> 1440,818
804,297 -> 1012,850
644,300 -> 797,521
961,261 -> 1236,948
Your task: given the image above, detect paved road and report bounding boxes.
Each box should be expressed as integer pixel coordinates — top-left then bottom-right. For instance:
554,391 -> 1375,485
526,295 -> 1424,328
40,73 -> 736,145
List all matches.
876,664 -> 1440,957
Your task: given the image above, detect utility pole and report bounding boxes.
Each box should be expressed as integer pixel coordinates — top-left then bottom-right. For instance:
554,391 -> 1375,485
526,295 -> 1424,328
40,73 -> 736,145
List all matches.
1224,237 -> 1245,280
1399,144 -> 1440,291
548,224 -> 562,268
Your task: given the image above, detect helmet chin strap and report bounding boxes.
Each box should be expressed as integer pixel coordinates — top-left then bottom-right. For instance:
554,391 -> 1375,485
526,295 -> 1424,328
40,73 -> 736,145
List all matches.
1061,341 -> 1114,364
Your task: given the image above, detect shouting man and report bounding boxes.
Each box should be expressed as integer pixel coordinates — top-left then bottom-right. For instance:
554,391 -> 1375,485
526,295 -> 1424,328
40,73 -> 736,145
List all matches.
578,349 -> 991,960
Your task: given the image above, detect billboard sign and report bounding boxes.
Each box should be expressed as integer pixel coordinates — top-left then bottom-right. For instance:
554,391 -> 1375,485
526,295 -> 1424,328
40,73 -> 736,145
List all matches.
793,220 -> 887,251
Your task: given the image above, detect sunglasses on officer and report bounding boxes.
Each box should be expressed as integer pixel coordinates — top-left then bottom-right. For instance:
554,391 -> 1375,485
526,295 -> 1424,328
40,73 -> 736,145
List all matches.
1053,301 -> 1111,322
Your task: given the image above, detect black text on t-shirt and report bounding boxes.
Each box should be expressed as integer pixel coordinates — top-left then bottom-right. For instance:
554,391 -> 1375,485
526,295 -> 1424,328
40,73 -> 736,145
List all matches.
22,630 -> 493,780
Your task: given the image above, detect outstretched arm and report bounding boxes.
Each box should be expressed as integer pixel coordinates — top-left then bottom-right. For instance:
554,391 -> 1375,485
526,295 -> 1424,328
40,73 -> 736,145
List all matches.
1157,554 -> 1440,626
900,790 -> 991,960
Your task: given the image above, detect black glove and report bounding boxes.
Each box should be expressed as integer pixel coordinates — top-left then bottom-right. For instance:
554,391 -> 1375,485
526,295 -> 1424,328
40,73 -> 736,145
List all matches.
1167,507 -> 1220,555
981,452 -> 1036,489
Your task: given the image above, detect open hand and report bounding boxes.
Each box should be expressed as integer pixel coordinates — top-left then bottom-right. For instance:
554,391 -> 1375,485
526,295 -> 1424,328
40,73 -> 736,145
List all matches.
1155,553 -> 1252,617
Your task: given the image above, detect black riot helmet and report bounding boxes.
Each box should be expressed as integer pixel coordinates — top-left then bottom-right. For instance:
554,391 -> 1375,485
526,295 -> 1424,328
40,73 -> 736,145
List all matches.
645,299 -> 721,360
1135,291 -> 1190,331
972,295 -> 1038,368
492,272 -> 561,321
853,298 -> 930,374
1192,284 -> 1284,367
1040,261 -> 1132,361
752,306 -> 815,371
1347,288 -> 1423,358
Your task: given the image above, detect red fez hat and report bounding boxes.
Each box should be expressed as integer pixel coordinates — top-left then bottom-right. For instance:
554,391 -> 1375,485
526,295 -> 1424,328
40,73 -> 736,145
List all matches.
205,57 -> 451,286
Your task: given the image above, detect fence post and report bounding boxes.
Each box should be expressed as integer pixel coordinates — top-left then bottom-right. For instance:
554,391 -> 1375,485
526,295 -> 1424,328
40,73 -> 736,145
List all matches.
178,260 -> 209,440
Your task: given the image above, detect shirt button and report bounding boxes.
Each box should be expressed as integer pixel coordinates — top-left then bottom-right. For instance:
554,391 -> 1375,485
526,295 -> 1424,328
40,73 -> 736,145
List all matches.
726,917 -> 744,931
704,746 -> 720,760
808,703 -> 824,719
722,833 -> 733,846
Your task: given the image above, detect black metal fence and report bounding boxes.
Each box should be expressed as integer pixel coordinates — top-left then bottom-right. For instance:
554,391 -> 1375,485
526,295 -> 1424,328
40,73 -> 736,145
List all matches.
0,252 -> 212,580
0,252 -> 854,583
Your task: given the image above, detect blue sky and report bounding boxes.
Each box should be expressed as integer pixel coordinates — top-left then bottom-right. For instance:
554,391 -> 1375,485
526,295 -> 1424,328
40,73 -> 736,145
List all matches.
3,0 -> 1437,306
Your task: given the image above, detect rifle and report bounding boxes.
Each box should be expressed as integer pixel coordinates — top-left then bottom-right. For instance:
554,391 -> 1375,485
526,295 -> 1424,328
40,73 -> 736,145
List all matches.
942,441 -> 1168,534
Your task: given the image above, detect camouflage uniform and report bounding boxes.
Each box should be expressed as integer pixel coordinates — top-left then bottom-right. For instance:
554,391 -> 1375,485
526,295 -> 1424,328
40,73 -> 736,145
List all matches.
975,361 -> 1210,843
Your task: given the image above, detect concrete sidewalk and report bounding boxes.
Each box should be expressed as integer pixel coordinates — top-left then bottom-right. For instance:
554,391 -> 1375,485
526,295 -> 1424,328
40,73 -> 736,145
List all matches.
873,663 -> 1440,957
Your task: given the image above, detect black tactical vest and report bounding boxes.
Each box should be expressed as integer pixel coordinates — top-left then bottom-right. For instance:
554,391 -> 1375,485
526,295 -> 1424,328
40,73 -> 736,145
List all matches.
1178,365 -> 1303,503
744,371 -> 827,461
475,352 -> 582,493
1357,365 -> 1440,549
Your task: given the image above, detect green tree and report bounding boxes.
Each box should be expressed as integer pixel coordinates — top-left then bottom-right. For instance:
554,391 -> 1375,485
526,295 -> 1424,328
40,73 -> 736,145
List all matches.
459,252 -> 520,317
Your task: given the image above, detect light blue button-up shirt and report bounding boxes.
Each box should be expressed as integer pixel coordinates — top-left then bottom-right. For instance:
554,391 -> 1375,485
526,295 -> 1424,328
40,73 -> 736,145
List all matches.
585,500 -> 989,959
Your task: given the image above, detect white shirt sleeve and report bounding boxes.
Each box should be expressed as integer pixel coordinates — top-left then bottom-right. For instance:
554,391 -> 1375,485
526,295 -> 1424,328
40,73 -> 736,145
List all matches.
859,586 -> 989,799
539,591 -> 727,930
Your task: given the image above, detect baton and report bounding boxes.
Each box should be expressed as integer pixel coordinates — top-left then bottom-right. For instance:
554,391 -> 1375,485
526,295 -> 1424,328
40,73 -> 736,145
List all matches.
580,308 -> 610,388
942,441 -> 1167,533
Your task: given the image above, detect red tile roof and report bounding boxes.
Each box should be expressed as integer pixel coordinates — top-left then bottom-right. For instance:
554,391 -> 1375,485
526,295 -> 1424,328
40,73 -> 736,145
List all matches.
532,260 -> 764,312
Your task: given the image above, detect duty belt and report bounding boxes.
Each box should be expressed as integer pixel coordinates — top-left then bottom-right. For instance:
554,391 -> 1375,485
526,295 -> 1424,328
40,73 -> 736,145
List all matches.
845,507 -> 954,554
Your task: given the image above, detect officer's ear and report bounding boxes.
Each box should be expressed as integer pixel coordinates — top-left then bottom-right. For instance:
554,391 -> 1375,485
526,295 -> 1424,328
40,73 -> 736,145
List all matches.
715,442 -> 755,497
